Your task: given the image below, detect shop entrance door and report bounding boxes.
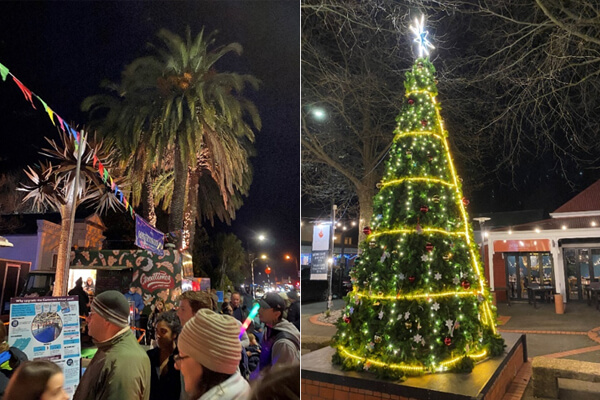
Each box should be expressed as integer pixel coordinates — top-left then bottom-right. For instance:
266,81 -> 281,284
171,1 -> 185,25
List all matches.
564,248 -> 600,301
505,252 -> 553,301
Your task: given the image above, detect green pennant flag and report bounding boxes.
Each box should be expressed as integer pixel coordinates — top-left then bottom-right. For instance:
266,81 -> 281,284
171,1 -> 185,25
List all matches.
0,63 -> 9,82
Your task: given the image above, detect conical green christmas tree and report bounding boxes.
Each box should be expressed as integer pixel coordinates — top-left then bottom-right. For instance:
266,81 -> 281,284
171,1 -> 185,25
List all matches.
332,55 -> 504,379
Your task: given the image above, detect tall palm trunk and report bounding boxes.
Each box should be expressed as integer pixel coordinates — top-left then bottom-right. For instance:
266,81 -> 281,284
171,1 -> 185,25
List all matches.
141,172 -> 157,227
53,204 -> 73,296
183,169 -> 201,251
169,138 -> 188,249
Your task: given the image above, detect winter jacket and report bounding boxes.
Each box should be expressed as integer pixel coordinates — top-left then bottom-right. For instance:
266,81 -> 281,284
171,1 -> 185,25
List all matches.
73,329 -> 150,400
146,347 -> 180,400
0,347 -> 28,398
125,291 -> 145,321
68,285 -> 90,317
245,344 -> 261,372
257,319 -> 300,372
197,372 -> 250,400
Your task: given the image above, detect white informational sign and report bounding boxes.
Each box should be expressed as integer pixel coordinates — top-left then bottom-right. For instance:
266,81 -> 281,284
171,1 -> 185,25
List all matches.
312,224 -> 331,251
8,296 -> 81,399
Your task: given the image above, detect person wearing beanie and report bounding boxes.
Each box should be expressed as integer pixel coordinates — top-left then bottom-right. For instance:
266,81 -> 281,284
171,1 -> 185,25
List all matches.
73,290 -> 151,400
252,292 -> 300,379
175,309 -> 250,400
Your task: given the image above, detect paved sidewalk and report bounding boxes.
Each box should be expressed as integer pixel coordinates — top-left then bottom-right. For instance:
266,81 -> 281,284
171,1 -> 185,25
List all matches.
302,299 -> 600,399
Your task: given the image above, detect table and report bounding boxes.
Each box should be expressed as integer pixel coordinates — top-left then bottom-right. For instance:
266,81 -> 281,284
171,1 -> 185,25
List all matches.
527,286 -> 554,308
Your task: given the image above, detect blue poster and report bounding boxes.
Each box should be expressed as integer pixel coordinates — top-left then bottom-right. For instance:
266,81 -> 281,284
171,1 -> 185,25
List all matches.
135,215 -> 165,256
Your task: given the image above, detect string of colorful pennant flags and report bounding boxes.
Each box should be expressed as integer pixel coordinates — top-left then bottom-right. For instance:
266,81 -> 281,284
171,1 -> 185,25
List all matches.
0,61 -> 136,219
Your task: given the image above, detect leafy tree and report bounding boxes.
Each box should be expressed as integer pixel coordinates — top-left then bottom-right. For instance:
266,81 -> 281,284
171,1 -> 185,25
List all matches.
18,129 -> 124,295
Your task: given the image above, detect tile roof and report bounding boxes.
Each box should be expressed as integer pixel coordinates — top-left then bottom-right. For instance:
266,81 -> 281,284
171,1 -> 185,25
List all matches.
553,179 -> 600,214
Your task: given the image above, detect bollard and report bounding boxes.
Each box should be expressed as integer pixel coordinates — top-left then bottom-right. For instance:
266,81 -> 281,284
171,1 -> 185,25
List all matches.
554,293 -> 564,314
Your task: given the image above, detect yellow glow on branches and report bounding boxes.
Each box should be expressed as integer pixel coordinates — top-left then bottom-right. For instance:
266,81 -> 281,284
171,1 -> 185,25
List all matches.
381,177 -> 455,188
338,346 -> 488,373
368,227 -> 466,239
355,289 -> 481,301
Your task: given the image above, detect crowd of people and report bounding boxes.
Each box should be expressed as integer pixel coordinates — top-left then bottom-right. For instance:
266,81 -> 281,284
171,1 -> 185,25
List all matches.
1,285 -> 301,400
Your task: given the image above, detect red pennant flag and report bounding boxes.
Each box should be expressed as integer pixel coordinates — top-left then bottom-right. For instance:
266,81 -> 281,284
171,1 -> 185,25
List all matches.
12,77 -> 36,109
98,162 -> 104,176
56,115 -> 66,133
92,154 -> 98,168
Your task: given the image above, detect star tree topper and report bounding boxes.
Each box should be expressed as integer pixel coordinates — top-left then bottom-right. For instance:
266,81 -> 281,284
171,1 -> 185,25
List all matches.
409,14 -> 435,58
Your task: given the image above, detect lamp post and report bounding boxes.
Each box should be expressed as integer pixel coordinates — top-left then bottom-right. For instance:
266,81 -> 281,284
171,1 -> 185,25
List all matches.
248,234 -> 266,299
327,204 -> 337,311
251,254 -> 267,299
473,217 -> 491,258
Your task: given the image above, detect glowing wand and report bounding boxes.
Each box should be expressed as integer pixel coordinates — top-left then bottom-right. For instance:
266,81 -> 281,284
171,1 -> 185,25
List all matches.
239,302 -> 260,340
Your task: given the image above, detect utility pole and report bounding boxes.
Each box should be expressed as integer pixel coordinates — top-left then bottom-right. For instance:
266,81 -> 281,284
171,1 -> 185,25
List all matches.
327,204 -> 337,311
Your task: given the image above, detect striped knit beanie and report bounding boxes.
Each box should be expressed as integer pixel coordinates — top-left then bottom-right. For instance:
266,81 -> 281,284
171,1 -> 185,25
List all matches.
178,309 -> 241,375
91,290 -> 130,328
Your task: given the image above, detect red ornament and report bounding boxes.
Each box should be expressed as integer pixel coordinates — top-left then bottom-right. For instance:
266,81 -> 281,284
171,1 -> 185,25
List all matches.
444,337 -> 452,346
408,276 -> 416,283
420,205 -> 429,213
421,119 -> 428,127
363,226 -> 372,235
408,98 -> 414,105
344,316 -> 351,324
461,281 -> 471,290
426,242 -> 434,252
462,197 -> 470,206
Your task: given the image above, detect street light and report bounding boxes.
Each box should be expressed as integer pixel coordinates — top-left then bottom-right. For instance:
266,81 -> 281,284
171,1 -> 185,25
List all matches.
251,254 -> 267,299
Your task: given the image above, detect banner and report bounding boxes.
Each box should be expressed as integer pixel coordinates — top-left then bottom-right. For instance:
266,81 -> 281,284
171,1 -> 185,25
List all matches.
135,215 -> 164,256
310,250 -> 329,280
9,296 -> 81,398
312,224 -> 331,251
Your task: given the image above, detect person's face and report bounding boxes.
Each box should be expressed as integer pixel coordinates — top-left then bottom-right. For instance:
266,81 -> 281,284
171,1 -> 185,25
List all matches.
223,305 -> 233,315
86,310 -> 108,341
231,294 -> 241,308
156,320 -> 176,350
177,299 -> 194,326
175,351 -> 203,395
129,287 -> 136,293
156,301 -> 164,311
258,307 -> 280,327
40,372 -> 69,400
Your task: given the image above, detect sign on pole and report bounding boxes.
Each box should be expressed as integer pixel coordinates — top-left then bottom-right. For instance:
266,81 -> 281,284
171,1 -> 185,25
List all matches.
135,215 -> 165,256
311,224 -> 331,280
8,296 -> 81,398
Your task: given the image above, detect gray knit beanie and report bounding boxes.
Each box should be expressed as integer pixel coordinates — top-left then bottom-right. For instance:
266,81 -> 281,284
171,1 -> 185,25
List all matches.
178,309 -> 241,375
91,290 -> 130,328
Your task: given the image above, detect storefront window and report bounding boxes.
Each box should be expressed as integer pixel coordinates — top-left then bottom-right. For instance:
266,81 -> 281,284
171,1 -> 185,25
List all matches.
505,252 -> 553,300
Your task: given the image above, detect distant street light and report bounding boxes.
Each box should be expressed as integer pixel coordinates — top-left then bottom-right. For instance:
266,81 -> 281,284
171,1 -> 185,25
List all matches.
251,254 -> 267,299
311,107 -> 327,121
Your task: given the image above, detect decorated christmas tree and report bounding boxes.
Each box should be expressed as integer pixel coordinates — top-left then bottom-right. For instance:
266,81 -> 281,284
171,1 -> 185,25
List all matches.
332,16 -> 504,379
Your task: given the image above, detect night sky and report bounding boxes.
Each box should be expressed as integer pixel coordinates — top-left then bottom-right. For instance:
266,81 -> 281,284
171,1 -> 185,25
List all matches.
0,2 -> 299,279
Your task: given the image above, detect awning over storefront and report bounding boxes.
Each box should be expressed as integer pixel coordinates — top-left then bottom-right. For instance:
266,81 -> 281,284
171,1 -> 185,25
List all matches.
493,239 -> 550,252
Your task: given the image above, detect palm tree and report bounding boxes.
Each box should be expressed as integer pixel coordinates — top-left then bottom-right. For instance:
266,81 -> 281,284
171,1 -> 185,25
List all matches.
82,27 -> 260,251
125,27 -> 261,248
19,129 -> 125,295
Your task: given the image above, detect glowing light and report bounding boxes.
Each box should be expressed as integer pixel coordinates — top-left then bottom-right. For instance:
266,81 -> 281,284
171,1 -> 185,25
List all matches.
239,302 -> 260,339
409,15 -> 435,58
